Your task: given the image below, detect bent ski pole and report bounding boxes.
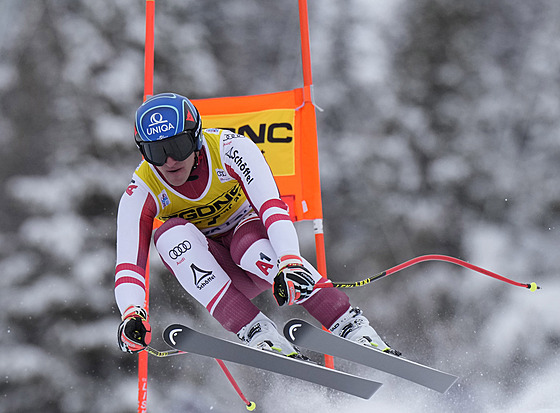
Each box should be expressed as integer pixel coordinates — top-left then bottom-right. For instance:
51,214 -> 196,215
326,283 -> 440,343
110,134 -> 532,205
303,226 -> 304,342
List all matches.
145,346 -> 256,410
314,254 -> 541,291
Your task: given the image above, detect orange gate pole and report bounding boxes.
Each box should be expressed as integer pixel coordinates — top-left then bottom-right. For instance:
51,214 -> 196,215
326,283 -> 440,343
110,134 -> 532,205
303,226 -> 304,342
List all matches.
137,1 -> 155,412
297,0 -> 334,369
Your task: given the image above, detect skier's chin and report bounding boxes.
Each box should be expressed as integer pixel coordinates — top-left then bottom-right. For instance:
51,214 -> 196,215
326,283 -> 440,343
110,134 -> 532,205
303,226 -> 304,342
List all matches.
163,168 -> 190,186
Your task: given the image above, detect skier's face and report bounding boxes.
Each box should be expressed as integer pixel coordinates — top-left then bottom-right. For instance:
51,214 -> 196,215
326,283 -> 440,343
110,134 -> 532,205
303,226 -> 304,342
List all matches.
155,152 -> 197,186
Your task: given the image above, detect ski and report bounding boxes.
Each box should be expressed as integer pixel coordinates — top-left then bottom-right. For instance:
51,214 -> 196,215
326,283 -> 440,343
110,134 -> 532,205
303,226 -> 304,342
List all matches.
163,323 -> 382,399
283,319 -> 458,393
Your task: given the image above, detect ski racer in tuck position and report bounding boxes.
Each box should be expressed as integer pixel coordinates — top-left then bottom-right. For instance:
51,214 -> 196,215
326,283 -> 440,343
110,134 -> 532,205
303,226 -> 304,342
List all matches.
115,92 -> 400,358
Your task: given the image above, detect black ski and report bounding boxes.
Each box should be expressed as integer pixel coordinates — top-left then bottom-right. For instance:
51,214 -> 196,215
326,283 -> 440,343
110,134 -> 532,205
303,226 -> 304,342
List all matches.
163,323 -> 382,399
283,319 -> 458,393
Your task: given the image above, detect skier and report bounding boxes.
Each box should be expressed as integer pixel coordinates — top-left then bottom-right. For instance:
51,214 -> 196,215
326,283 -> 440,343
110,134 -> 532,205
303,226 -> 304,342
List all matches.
115,92 -> 400,358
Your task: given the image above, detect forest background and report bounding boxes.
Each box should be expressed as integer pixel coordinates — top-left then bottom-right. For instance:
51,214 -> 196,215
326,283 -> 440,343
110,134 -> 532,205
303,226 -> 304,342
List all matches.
1,1 -> 559,412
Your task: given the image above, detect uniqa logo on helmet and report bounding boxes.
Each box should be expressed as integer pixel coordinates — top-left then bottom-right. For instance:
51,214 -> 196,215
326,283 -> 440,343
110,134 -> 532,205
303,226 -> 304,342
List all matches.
140,106 -> 179,141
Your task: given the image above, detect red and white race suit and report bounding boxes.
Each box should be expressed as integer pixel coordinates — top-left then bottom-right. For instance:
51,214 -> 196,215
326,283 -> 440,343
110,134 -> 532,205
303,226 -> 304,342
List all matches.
115,129 -> 349,334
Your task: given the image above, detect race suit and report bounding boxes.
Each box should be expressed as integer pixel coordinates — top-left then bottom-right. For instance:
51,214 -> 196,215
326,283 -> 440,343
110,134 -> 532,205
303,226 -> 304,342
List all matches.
114,129 -> 349,334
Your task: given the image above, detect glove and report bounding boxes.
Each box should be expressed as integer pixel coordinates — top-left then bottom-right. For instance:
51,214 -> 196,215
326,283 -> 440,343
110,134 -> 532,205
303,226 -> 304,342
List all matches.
273,255 -> 316,306
117,305 -> 152,354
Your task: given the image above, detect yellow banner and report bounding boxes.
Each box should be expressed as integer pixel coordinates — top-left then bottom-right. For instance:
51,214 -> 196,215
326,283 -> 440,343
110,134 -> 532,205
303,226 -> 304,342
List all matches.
201,108 -> 295,176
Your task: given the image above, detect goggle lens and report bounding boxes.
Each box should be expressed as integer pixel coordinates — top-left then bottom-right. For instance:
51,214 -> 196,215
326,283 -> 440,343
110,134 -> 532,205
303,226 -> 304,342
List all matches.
139,132 -> 197,166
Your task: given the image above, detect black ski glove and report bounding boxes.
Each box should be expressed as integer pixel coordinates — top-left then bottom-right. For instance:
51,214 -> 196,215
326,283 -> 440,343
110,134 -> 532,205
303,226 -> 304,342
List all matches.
118,305 -> 152,354
273,255 -> 315,306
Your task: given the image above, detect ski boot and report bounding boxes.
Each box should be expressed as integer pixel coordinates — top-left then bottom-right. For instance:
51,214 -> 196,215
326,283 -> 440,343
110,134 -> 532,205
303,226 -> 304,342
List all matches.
329,307 -> 401,356
238,313 -> 308,360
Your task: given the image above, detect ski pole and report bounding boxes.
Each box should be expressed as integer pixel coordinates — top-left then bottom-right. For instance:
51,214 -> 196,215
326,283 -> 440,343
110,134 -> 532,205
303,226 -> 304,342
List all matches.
145,346 -> 256,410
146,345 -> 186,357
215,359 -> 256,411
314,254 -> 541,291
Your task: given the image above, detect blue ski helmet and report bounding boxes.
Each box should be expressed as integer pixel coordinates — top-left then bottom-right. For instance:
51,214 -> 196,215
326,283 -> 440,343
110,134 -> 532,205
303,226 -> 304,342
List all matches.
134,93 -> 202,166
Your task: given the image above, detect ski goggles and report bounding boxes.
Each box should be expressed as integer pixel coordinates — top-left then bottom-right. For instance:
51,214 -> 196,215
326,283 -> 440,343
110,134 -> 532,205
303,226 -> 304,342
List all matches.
137,131 -> 197,166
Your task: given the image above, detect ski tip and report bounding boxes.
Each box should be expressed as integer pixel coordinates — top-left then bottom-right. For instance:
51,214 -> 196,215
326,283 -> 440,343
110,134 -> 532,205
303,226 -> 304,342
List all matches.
283,319 -> 306,343
163,323 -> 187,346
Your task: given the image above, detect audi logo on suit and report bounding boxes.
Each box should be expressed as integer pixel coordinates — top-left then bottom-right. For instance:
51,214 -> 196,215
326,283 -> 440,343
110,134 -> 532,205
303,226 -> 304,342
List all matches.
169,241 -> 192,259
